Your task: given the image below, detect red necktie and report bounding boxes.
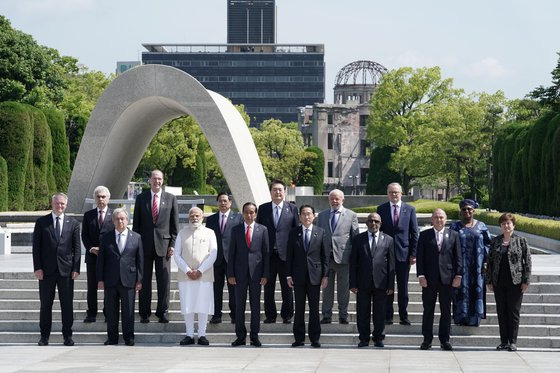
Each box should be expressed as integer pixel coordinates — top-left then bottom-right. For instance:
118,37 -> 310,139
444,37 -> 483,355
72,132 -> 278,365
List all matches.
152,194 -> 159,224
98,210 -> 104,227
393,204 -> 399,226
246,225 -> 251,248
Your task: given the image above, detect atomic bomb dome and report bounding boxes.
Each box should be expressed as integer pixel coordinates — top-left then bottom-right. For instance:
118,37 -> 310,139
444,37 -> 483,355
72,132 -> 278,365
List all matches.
334,60 -> 388,104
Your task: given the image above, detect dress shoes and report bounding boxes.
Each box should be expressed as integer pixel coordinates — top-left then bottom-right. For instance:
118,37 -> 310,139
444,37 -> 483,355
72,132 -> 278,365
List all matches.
357,341 -> 369,348
496,343 -> 509,350
263,317 -> 276,324
508,343 -> 517,351
373,340 -> 384,348
179,336 -> 195,345
231,338 -> 246,346
37,337 -> 49,346
440,341 -> 453,351
399,318 -> 411,326
420,341 -> 432,350
140,317 -> 150,324
63,337 -> 75,346
250,338 -> 262,347
339,318 -> 349,325
104,340 -> 118,345
320,317 -> 332,324
291,341 -> 304,347
197,336 -> 210,346
158,316 -> 169,323
311,342 -> 321,348
385,319 -> 394,325
83,316 -> 96,323
282,318 -> 292,324
124,339 -> 135,346
209,316 -> 222,324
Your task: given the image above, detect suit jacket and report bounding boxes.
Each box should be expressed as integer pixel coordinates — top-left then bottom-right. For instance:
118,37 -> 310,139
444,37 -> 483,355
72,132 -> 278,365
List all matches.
97,229 -> 144,288
377,201 -> 419,262
256,201 -> 299,261
132,190 -> 179,257
227,223 -> 270,283
486,233 -> 532,286
286,225 -> 330,286
350,231 -> 395,291
206,211 -> 243,266
81,207 -> 115,264
316,206 -> 360,264
32,213 -> 81,277
416,228 -> 463,286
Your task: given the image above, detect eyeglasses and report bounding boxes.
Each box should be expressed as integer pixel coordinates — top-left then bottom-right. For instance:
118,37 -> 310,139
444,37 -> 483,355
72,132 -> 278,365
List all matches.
367,219 -> 381,224
461,207 -> 474,212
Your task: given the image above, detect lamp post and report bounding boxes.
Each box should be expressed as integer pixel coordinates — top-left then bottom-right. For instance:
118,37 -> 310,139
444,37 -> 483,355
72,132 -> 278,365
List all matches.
348,175 -> 357,195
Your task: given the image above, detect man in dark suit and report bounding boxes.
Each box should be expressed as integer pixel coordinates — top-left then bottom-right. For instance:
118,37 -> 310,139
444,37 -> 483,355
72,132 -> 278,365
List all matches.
32,193 -> 81,346
257,180 -> 299,324
416,208 -> 463,351
228,202 -> 269,347
81,185 -> 114,323
377,182 -> 419,325
316,189 -> 360,324
133,169 -> 179,323
97,208 -> 143,346
206,192 -> 243,324
286,205 -> 329,348
350,212 -> 395,348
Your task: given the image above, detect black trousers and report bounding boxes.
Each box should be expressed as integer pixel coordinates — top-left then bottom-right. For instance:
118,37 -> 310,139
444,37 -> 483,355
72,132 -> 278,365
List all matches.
213,260 -> 236,320
139,246 -> 170,319
386,260 -> 410,321
293,280 -> 321,344
39,273 -> 74,338
234,279 -> 262,340
357,287 -> 387,343
105,283 -> 136,342
264,252 -> 293,320
85,260 -> 104,318
421,281 -> 453,344
494,283 -> 524,344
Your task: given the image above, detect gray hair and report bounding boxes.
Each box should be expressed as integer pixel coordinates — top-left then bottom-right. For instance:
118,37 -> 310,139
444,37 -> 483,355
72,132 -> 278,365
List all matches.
93,185 -> 111,199
51,192 -> 68,202
329,189 -> 344,198
189,206 -> 203,215
112,208 -> 129,221
387,182 -> 403,193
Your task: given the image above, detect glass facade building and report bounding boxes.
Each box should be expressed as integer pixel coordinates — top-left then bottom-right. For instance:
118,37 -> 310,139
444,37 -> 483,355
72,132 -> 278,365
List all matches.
227,0 -> 275,44
142,43 -> 325,125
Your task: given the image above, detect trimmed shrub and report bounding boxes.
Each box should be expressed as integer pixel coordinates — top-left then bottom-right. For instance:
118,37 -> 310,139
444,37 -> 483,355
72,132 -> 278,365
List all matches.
295,146 -> 324,195
366,146 -> 400,195
42,108 -> 71,192
0,156 -> 7,211
0,102 -> 33,210
26,105 -> 52,209
477,211 -> 560,241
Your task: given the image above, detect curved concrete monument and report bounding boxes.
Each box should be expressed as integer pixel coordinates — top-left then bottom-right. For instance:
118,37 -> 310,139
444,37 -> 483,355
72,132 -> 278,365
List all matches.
67,64 -> 269,213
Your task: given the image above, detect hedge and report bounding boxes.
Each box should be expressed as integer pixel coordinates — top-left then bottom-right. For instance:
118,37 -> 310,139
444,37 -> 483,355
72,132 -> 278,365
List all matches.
43,108 -> 71,192
477,211 -> 560,241
27,105 -> 52,209
0,156 -> 7,210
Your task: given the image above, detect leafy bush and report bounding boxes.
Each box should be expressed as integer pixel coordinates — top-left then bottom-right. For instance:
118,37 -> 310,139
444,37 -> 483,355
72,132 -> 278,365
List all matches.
0,156 -> 7,210
43,108 -> 71,192
477,211 -> 560,241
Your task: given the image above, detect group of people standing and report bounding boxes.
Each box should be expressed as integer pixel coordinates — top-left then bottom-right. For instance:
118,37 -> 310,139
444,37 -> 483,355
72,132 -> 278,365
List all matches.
31,172 -> 531,351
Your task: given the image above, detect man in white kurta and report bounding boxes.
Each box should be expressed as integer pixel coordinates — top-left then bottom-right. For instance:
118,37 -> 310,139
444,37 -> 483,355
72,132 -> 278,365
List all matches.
174,207 -> 217,345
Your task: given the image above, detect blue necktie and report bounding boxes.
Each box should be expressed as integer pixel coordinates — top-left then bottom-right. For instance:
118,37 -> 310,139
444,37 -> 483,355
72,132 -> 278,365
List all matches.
330,210 -> 338,232
304,228 -> 310,252
55,217 -> 61,239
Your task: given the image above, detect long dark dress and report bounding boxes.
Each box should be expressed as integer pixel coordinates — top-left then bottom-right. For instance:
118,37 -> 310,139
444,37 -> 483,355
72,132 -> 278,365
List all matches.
450,220 -> 491,326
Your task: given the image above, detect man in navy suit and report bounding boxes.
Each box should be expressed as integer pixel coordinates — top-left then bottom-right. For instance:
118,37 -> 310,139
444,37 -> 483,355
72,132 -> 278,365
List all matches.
32,193 -> 81,346
228,202 -> 270,347
133,170 -> 179,323
206,192 -> 243,324
286,205 -> 330,348
97,208 -> 143,346
377,182 -> 419,325
81,185 -> 114,323
257,180 -> 299,324
350,212 -> 395,348
416,209 -> 463,351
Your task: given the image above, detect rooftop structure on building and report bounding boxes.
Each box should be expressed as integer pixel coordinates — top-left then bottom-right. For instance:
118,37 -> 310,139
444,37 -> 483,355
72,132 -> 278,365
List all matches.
227,0 -> 276,44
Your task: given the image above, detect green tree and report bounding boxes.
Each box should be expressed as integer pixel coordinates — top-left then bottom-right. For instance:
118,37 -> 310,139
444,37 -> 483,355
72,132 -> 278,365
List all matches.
529,52 -> 560,112
366,146 -> 400,194
42,108 -> 71,192
27,106 -> 52,209
295,146 -> 324,195
0,156 -> 7,211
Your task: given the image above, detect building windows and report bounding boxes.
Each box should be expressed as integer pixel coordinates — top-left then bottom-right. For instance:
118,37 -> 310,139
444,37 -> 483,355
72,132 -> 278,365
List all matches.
360,140 -> 370,156
327,133 -> 333,150
327,114 -> 333,124
360,168 -> 368,185
360,115 -> 368,126
328,162 -> 334,178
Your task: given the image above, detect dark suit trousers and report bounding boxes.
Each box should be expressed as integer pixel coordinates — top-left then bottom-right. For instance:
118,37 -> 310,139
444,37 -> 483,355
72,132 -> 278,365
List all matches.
235,278 -> 261,340
494,283 -> 523,344
213,260 -> 236,320
264,252 -> 293,320
386,260 -> 409,321
421,281 -> 452,344
357,287 -> 387,343
139,246 -> 170,318
105,283 -> 136,342
293,277 -> 321,343
86,259 -> 104,318
39,273 -> 74,338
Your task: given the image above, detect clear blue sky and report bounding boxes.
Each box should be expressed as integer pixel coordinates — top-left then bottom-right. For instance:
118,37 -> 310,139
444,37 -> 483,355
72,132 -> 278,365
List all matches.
2,0 -> 559,102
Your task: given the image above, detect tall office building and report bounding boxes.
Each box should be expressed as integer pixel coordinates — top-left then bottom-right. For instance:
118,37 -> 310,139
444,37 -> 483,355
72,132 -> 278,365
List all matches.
227,0 -> 275,44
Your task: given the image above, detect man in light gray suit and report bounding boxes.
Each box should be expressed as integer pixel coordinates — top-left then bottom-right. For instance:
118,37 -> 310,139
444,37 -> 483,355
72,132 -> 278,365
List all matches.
317,189 -> 360,324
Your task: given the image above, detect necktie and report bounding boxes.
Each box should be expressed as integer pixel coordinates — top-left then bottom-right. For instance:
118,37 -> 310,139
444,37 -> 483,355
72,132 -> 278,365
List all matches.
152,194 -> 159,224
370,233 -> 377,255
437,230 -> 443,251
245,225 -> 251,248
55,217 -> 61,239
274,205 -> 280,228
304,228 -> 310,251
393,204 -> 399,226
118,233 -> 124,253
220,214 -> 227,234
330,210 -> 338,232
98,210 -> 104,227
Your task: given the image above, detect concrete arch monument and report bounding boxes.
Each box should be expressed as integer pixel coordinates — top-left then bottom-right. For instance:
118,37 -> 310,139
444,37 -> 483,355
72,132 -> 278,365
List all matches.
67,64 -> 269,213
